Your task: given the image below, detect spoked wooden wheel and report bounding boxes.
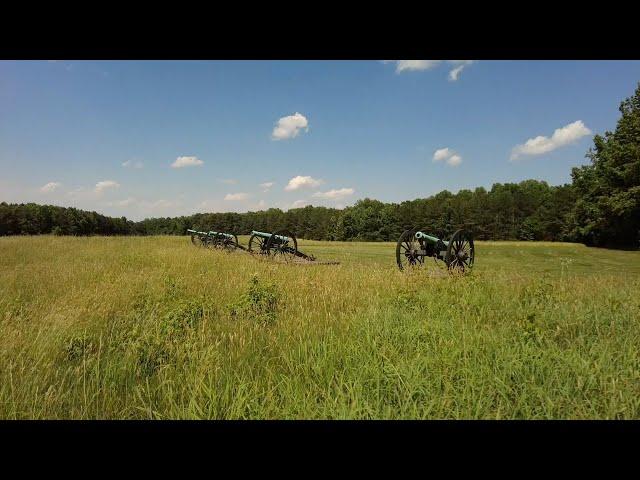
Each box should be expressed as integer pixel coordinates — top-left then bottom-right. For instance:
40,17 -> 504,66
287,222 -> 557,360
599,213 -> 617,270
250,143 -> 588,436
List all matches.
210,234 -> 224,249
445,229 -> 475,273
204,236 -> 217,249
396,228 -> 425,271
248,233 -> 268,255
221,234 -> 239,251
265,230 -> 298,262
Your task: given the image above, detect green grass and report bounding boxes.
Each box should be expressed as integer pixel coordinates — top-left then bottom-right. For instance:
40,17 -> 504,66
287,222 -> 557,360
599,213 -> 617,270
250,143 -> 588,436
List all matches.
1,235 -> 639,419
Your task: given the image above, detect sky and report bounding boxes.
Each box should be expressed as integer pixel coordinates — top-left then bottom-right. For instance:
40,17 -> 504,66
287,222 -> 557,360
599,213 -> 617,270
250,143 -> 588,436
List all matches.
1,60 -> 640,221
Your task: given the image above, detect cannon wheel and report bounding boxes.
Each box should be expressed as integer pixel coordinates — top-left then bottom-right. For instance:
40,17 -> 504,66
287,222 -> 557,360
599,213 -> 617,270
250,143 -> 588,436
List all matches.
445,229 -> 475,273
265,230 -> 298,262
396,228 -> 425,271
210,234 -> 224,249
221,234 -> 239,251
248,233 -> 268,255
204,235 -> 217,249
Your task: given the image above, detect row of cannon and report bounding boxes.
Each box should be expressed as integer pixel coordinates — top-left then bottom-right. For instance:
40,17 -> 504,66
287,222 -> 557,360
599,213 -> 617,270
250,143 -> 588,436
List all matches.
187,227 -> 475,272
187,229 -> 317,262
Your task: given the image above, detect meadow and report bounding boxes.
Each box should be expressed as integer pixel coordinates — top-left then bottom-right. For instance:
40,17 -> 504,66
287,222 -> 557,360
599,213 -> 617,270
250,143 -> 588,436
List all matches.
1,235 -> 639,419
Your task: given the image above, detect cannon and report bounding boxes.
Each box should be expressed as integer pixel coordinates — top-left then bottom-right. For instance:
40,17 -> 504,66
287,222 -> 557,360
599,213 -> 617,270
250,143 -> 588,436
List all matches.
396,228 -> 474,273
207,230 -> 240,250
248,230 -> 316,262
187,229 -> 239,250
187,229 -> 209,247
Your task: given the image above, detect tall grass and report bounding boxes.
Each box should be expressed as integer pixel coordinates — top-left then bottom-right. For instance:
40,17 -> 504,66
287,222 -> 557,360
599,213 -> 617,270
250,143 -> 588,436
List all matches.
1,235 -> 639,418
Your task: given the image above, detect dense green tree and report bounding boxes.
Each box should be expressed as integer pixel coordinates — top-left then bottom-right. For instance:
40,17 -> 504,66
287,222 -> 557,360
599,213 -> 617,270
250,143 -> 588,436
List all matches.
569,83 -> 640,247
0,181 -> 585,243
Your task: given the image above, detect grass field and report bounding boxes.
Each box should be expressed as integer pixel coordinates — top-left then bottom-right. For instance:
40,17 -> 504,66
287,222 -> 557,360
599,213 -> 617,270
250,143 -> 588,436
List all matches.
1,235 -> 639,419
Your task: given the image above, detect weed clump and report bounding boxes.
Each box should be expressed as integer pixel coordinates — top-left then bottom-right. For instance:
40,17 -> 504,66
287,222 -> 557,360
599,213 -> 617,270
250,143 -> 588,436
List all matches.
160,299 -> 204,338
229,275 -> 280,325
64,332 -> 97,361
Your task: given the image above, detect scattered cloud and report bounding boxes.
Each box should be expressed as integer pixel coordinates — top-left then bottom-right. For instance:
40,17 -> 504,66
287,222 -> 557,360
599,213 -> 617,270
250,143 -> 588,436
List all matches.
95,180 -> 120,193
271,112 -> 309,140
433,148 -> 453,162
139,199 -> 179,210
433,148 -> 463,167
386,60 -> 442,73
291,199 -> 309,209
384,60 -> 476,80
104,197 -> 137,207
66,187 -> 87,198
284,175 -> 323,191
219,179 -> 237,185
171,156 -> 204,168
447,60 -> 474,81
260,181 -> 274,192
510,120 -> 592,161
40,182 -> 62,193
224,192 -> 250,201
312,187 -> 355,200
448,157 -> 462,167
122,159 -> 143,169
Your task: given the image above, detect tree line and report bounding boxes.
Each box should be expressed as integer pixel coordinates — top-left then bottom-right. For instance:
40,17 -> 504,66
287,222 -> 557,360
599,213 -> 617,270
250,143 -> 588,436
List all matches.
0,180 -> 588,242
1,83 -> 639,248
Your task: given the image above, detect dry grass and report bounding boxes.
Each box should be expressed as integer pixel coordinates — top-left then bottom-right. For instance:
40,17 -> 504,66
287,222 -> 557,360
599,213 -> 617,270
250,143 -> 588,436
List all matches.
1,235 -> 639,418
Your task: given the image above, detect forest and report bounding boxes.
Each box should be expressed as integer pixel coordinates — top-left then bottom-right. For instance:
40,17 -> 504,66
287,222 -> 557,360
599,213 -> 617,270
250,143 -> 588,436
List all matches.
2,83 -> 639,248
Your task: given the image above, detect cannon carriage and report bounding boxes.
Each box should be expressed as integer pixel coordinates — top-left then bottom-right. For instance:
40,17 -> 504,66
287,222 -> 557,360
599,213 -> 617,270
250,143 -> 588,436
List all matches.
248,230 -> 316,262
396,228 -> 475,273
186,229 -> 239,250
187,228 -> 328,263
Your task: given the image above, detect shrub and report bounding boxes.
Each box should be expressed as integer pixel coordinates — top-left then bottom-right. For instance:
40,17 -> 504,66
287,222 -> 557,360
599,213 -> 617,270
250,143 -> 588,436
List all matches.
229,275 -> 280,325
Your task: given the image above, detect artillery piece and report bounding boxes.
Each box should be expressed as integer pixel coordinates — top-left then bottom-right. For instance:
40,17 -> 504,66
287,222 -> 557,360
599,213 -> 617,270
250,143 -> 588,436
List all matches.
248,230 -> 317,262
186,229 -> 239,250
396,228 -> 474,273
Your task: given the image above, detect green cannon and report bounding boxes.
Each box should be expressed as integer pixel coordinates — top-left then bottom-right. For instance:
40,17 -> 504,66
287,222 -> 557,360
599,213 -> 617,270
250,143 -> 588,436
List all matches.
187,229 -> 208,246
187,228 -> 239,250
396,228 -> 474,273
248,230 -> 316,262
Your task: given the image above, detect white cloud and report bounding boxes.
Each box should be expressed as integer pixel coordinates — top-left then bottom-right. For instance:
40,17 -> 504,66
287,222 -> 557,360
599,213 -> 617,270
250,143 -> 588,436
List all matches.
140,199 -> 179,210
271,112 -> 309,140
260,181 -> 274,192
433,148 -> 463,167
104,197 -> 137,207
433,148 -> 453,162
122,159 -> 143,169
447,60 -> 474,81
312,187 -> 355,200
447,154 -> 462,167
224,192 -> 250,201
171,156 -> 204,168
284,175 -> 323,191
66,187 -> 87,198
384,60 -> 476,80
40,182 -> 62,193
510,120 -> 592,161
389,60 -> 442,73
291,199 -> 309,209
95,180 -> 120,193
256,199 -> 266,209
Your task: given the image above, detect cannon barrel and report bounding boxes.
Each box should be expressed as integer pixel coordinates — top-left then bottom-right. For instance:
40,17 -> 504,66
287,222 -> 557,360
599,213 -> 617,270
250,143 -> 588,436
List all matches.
186,229 -> 198,234
251,230 -> 290,242
415,231 -> 449,246
208,231 -> 235,240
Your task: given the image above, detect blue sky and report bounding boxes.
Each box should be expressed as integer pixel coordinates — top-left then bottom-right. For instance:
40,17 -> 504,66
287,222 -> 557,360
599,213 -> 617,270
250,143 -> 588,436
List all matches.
1,60 -> 639,220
